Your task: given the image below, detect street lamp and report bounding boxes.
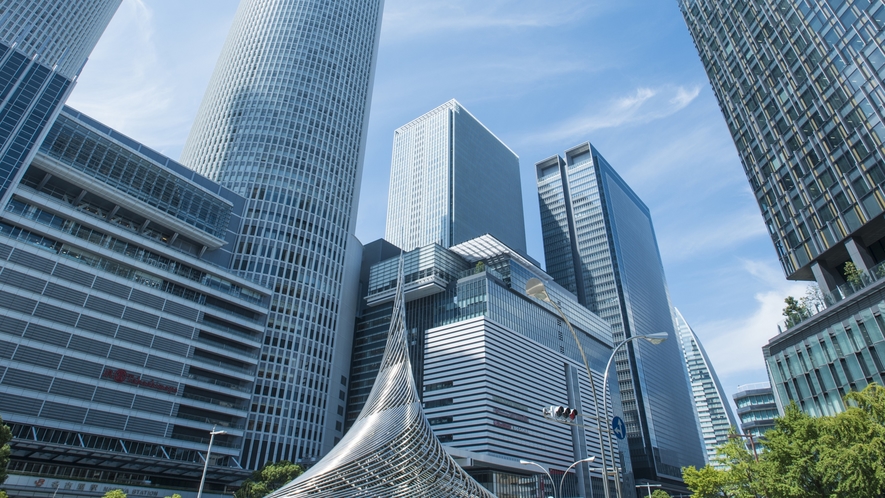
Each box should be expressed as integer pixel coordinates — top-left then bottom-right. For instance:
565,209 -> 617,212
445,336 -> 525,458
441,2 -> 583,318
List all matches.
197,427 -> 228,498
520,456 -> 595,498
601,331 -> 668,498
526,278 -> 611,498
528,277 -> 669,498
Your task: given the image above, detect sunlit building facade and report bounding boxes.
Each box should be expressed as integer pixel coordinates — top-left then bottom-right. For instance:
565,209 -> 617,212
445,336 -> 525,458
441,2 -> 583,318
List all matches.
349,235 -> 631,497
536,142 -> 705,494
680,0 -> 885,416
0,0 -> 121,205
674,308 -> 737,466
180,0 -> 384,468
732,383 -> 778,442
385,100 -> 527,255
0,107 -> 270,498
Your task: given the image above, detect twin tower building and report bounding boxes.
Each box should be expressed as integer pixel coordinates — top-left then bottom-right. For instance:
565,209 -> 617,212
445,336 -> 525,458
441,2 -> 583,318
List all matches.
0,1 -> 726,498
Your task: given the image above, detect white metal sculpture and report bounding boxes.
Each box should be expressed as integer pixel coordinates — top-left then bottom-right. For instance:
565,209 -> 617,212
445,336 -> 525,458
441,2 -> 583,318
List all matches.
268,257 -> 497,497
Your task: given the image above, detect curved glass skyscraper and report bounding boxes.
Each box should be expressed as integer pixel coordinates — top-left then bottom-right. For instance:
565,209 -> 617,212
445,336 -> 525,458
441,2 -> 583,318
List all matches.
181,0 -> 384,469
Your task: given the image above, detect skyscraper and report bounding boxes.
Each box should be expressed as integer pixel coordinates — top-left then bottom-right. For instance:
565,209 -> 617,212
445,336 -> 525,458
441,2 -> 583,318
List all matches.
385,99 -> 527,255
536,142 -> 705,493
0,0 -> 121,204
674,308 -> 738,466
180,0 -> 384,468
679,1 -> 885,416
732,383 -> 778,443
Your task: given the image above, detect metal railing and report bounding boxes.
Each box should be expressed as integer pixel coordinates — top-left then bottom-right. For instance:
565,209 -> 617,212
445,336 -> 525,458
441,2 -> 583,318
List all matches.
778,259 -> 885,333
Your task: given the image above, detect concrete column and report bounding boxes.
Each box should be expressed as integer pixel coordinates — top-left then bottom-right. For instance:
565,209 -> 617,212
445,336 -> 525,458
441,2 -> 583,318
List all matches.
811,261 -> 840,295
845,237 -> 876,272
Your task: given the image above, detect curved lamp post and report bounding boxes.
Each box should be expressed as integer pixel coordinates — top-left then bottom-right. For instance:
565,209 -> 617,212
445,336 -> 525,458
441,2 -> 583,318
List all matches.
526,278 -> 611,498
196,427 -> 227,498
520,456 -> 595,498
527,277 -> 669,498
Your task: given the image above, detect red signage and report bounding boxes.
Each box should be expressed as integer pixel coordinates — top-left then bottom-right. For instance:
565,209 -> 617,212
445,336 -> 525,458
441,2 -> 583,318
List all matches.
101,367 -> 178,394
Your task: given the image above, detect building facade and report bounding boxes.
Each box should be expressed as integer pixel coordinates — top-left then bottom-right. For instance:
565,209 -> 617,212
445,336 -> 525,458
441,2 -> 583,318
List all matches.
179,0 -> 384,468
674,308 -> 737,466
0,107 -> 271,497
679,0 -> 885,415
732,383 -> 778,443
536,142 -> 705,493
0,0 -> 121,204
384,100 -> 527,255
349,235 -> 630,498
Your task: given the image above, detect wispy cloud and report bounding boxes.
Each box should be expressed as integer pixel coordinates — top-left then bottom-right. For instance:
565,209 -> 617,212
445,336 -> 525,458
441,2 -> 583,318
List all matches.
691,259 -> 808,389
380,0 -> 601,41
659,211 -> 768,263
527,85 -> 702,145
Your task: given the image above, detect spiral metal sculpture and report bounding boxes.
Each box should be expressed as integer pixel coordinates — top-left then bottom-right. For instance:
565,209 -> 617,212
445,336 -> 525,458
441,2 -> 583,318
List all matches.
268,257 -> 497,497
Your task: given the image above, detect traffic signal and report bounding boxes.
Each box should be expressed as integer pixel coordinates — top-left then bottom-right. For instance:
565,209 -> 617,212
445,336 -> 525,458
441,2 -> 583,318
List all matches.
543,405 -> 580,423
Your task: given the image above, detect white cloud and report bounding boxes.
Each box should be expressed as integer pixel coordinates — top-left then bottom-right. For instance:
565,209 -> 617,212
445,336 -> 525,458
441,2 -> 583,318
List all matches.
527,85 -> 702,146
659,211 -> 768,263
380,0 -> 600,41
693,259 -> 808,386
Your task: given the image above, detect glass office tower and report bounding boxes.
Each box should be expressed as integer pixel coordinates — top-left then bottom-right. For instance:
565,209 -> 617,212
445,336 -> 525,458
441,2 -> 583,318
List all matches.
0,0 -> 121,204
385,100 -> 527,255
180,0 -> 384,468
680,0 -> 885,416
536,142 -> 705,493
674,308 -> 737,466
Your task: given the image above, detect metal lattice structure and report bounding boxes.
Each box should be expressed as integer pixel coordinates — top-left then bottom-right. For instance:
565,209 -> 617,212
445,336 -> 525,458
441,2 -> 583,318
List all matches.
269,258 -> 497,498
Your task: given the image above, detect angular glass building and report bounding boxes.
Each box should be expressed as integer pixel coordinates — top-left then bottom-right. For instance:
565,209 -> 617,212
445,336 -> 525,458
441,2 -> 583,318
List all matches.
0,107 -> 271,498
349,235 -> 630,497
674,308 -> 737,466
385,100 -> 527,255
180,0 -> 384,468
536,142 -> 705,493
679,0 -> 885,417
0,0 -> 121,204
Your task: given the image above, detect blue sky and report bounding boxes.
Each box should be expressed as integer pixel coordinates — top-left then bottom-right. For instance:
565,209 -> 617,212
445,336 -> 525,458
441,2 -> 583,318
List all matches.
67,0 -> 810,402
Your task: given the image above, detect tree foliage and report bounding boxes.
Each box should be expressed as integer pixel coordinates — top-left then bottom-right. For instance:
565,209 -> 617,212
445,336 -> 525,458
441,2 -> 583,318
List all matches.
844,261 -> 865,286
103,490 -> 127,498
234,460 -> 304,498
0,415 -> 11,487
683,383 -> 885,498
782,296 -> 808,326
649,490 -> 671,498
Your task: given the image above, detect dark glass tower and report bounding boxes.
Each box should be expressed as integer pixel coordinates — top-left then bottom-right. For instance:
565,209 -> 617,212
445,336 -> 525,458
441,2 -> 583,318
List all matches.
181,0 -> 384,468
536,142 -> 705,493
0,0 -> 121,204
680,1 -> 885,417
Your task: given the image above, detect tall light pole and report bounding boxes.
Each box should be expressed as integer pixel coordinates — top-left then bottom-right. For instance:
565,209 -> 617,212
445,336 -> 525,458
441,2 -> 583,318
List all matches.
527,277 -> 669,498
520,456 -> 595,498
526,278 -> 611,498
602,331 -> 668,498
197,427 -> 227,498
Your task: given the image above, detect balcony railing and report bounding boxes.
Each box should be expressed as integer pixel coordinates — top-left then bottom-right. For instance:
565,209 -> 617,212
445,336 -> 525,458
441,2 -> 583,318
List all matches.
778,259 -> 885,333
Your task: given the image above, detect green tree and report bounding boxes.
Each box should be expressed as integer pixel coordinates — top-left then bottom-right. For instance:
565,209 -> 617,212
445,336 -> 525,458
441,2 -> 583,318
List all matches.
844,261 -> 864,286
234,461 -> 304,498
103,490 -> 127,498
474,261 -> 485,274
0,415 -> 10,488
782,296 -> 808,326
0,490 -> 7,498
649,490 -> 671,498
682,383 -> 885,498
164,494 -> 182,498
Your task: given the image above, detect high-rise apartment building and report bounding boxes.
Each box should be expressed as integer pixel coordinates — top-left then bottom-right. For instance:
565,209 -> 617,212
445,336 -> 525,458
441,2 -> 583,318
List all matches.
536,142 -> 705,493
0,0 -> 121,204
0,107 -> 270,498
385,100 -> 527,255
674,308 -> 737,466
180,0 -> 384,468
349,235 -> 630,497
679,0 -> 885,416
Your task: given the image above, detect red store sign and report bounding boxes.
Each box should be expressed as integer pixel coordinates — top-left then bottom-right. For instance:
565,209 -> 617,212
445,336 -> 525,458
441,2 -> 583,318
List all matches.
101,367 -> 178,394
